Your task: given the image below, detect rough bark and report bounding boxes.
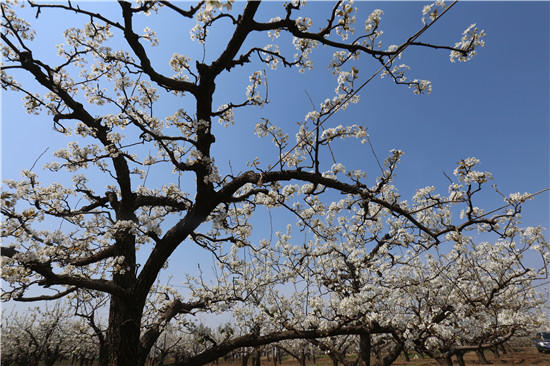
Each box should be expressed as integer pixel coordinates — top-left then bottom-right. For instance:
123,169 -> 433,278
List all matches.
106,294 -> 143,366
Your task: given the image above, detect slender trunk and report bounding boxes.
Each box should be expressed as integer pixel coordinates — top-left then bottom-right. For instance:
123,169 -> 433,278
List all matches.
359,332 -> 371,366
456,352 -> 465,366
435,357 -> 452,366
476,349 -> 490,364
303,348 -> 309,366
382,341 -> 403,366
242,353 -> 250,366
44,347 -> 60,366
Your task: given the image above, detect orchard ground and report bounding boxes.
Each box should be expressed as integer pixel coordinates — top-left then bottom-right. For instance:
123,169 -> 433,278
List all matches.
390,348 -> 549,365
188,348 -> 549,366
23,347 -> 548,366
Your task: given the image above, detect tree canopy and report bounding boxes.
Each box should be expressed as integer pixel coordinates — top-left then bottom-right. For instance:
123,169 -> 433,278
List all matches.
1,1 -> 548,366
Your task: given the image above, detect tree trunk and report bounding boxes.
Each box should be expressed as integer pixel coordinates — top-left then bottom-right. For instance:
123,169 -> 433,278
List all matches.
106,294 -> 143,366
44,347 -> 60,366
253,349 -> 261,366
359,332 -> 371,366
435,356 -> 453,366
476,349 -> 490,364
242,352 -> 250,366
382,341 -> 403,366
98,342 -> 109,366
456,352 -> 465,366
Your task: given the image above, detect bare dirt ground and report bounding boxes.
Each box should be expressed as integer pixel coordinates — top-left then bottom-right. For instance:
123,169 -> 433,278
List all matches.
247,347 -> 549,366
209,348 -> 549,366
385,347 -> 549,366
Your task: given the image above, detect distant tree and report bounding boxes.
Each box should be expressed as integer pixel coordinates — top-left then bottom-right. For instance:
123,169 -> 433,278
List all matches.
1,303 -> 70,366
1,1 -> 547,366
71,289 -> 109,366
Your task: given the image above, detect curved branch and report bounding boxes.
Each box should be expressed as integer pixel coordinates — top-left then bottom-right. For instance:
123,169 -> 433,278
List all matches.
1,246 -> 127,297
159,1 -> 204,18
118,1 -> 198,94
184,324 -> 392,366
13,287 -> 78,302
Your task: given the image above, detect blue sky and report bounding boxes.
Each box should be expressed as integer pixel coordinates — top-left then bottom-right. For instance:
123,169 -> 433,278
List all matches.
1,1 -> 549,312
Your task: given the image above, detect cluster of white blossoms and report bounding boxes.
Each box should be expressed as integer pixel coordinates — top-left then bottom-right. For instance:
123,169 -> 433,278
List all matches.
169,52 -> 193,81
254,119 -> 289,148
335,2 -> 357,42
321,124 -> 367,143
421,0 -> 446,25
246,70 -> 267,106
292,37 -> 318,73
365,9 -> 383,33
141,26 -> 159,46
450,23 -> 486,62
190,0 -> 235,43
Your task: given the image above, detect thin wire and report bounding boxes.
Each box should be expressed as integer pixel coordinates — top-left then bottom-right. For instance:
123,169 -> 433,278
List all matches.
304,90 -> 337,165
366,135 -> 384,175
473,187 -> 550,220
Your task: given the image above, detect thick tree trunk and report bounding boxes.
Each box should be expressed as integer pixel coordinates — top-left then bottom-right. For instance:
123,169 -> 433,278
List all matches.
98,343 -> 109,366
106,294 -> 143,366
358,332 -> 371,366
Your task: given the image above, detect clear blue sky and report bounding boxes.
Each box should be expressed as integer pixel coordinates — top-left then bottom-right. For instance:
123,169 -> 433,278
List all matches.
1,1 -> 549,312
